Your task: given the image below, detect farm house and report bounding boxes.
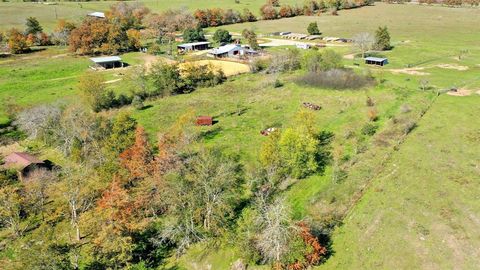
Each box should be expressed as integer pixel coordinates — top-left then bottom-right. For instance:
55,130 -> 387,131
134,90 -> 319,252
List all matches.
365,57 -> 389,66
90,56 -> 124,69
177,41 -> 210,52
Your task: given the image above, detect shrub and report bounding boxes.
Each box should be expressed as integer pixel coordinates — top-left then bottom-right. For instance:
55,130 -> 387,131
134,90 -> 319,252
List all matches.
366,96 -> 375,107
307,22 -> 320,35
367,108 -> 378,122
297,69 -> 374,90
131,95 -> 144,110
249,58 -> 270,73
183,27 -> 206,43
274,79 -> 283,88
361,122 -> 378,136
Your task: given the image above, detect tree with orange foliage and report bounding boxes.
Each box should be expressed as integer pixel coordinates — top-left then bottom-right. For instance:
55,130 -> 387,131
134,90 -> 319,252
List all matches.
298,222 -> 327,265
279,5 -> 294,17
120,126 -> 153,180
260,4 -> 278,20
69,18 -> 110,55
7,28 -> 29,54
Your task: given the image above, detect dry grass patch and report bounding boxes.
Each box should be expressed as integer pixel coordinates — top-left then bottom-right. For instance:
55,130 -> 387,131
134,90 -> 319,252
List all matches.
182,60 -> 250,77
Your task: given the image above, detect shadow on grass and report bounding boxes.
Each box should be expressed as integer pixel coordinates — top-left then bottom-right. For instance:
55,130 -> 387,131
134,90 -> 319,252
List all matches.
199,126 -> 222,140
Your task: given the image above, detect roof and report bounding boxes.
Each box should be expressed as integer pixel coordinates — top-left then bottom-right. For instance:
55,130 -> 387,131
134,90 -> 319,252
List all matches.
4,152 -> 44,169
209,44 -> 242,55
177,41 -> 210,48
90,56 -> 122,63
88,12 -> 106,18
365,57 -> 388,62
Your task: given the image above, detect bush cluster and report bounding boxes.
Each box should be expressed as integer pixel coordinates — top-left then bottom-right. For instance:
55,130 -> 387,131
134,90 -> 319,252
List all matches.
298,69 -> 375,90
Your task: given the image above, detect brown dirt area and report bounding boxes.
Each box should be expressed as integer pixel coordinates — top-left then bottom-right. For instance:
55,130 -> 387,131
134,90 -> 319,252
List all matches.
446,88 -> 473,97
436,64 -> 469,71
390,67 -> 430,76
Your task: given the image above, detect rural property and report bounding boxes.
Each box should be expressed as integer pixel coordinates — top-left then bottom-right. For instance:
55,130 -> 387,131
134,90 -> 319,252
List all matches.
0,0 -> 479,269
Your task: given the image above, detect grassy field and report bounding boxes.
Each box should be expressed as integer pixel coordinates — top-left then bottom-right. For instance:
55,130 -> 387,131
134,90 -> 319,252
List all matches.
1,2 -> 480,269
320,95 -> 480,269
0,0 -> 302,32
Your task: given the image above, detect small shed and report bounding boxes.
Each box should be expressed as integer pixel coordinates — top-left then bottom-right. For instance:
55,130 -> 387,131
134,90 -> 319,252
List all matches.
196,116 -> 213,126
177,41 -> 210,52
365,57 -> 389,66
88,12 -> 106,19
90,56 -> 123,69
3,152 -> 48,179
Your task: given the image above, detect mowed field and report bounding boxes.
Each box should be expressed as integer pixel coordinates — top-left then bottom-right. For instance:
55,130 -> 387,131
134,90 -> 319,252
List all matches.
0,0 -> 301,31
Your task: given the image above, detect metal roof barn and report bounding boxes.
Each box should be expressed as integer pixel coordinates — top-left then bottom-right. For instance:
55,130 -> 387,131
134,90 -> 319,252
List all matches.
90,56 -> 123,69
365,57 -> 389,66
177,42 -> 210,51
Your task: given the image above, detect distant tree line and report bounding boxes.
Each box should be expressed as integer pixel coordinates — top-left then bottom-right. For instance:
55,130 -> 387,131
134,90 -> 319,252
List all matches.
382,0 -> 479,6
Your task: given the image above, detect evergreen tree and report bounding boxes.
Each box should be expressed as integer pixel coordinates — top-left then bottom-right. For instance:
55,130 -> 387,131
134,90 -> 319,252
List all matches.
307,22 -> 320,35
25,17 -> 43,35
374,26 -> 391,50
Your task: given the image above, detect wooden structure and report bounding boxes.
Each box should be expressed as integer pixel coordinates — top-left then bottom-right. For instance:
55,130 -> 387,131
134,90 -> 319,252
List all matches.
3,152 -> 49,180
177,41 -> 210,52
90,56 -> 123,69
196,116 -> 213,126
365,57 -> 389,66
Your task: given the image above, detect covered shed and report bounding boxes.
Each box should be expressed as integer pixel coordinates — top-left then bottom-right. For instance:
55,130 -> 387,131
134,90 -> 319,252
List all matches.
365,57 -> 389,66
177,41 -> 210,52
90,56 -> 123,69
3,152 -> 49,180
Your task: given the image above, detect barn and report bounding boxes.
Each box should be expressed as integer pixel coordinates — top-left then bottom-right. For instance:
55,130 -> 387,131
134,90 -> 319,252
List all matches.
177,41 -> 210,52
365,57 -> 389,66
90,56 -> 124,69
208,44 -> 257,59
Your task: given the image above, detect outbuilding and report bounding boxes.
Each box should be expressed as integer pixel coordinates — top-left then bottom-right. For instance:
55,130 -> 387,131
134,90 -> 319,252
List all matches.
365,57 -> 389,66
177,41 -> 210,52
3,152 -> 50,180
90,56 -> 124,69
196,116 -> 213,126
208,44 -> 253,58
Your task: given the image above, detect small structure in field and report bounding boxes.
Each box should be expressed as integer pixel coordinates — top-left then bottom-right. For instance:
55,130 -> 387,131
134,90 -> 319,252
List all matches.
177,41 -> 210,52
296,43 -> 311,50
208,44 -> 257,59
261,127 -> 277,136
196,116 -> 213,126
303,102 -> 321,111
3,152 -> 50,180
88,12 -> 106,19
305,35 -> 322,40
90,56 -> 124,69
365,57 -> 389,66
282,33 -> 309,40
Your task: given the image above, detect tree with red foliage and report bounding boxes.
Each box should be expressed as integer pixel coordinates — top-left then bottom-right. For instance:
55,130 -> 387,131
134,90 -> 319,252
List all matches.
279,5 -> 294,17
298,222 -> 327,266
119,126 -> 153,180
69,18 -> 110,55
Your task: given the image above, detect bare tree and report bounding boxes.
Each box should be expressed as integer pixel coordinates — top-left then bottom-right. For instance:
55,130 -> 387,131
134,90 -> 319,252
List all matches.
15,104 -> 62,140
23,169 -> 57,221
353,32 -> 374,58
255,198 -> 294,265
